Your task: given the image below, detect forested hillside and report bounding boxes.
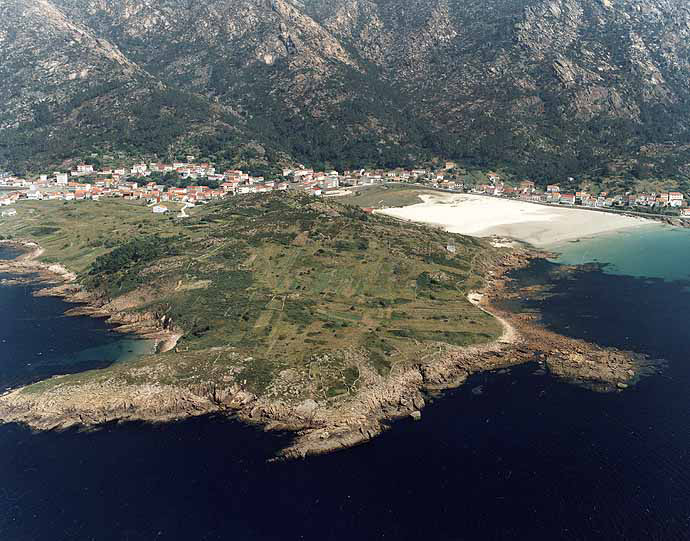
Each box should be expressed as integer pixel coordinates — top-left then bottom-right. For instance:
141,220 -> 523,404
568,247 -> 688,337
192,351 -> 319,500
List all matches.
2,0 -> 690,182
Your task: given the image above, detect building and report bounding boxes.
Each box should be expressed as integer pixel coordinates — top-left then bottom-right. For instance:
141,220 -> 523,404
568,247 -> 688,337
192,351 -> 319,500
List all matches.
669,192 -> 684,207
131,163 -> 148,176
1,208 -> 17,217
487,172 -> 500,183
76,164 -> 94,174
519,180 -> 535,193
152,205 -> 168,214
322,177 -> 340,190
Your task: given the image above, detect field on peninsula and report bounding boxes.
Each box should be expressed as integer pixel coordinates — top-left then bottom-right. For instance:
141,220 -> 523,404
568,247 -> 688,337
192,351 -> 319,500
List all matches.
0,193 -> 501,408
334,184 -> 437,209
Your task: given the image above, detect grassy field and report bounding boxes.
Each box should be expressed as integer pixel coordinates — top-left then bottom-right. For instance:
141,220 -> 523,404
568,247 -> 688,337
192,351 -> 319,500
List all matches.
0,199 -> 187,273
2,193 -> 502,400
335,184 -> 438,209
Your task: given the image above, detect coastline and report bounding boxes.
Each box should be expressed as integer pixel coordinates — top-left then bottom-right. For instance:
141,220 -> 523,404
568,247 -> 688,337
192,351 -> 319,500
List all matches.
377,193 -> 655,247
0,240 -> 182,352
0,240 -> 649,458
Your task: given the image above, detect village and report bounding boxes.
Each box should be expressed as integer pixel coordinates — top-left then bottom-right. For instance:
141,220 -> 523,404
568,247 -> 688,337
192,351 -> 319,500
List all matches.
0,160 -> 438,216
1,160 -> 689,219
476,174 -> 689,217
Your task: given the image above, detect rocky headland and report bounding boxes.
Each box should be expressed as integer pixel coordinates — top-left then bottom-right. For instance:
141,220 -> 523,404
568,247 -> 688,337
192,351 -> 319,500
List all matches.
0,241 -> 649,459
0,240 -> 182,350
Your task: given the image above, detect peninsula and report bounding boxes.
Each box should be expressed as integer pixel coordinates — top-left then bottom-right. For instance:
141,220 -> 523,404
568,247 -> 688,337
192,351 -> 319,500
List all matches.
0,193 -> 647,457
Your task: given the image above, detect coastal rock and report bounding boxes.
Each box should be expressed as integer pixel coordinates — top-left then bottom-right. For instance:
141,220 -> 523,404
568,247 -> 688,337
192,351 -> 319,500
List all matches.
0,245 -> 653,460
412,395 -> 425,410
294,399 -> 319,419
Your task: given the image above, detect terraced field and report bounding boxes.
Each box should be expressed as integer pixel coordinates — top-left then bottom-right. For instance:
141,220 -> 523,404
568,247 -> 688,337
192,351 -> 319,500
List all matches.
0,192 -> 501,400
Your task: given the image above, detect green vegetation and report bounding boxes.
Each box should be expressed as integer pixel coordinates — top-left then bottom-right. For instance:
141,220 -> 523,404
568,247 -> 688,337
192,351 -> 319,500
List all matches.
89,235 -> 181,275
336,185 -> 437,209
2,193 -> 501,401
0,199 -> 187,273
5,0 -> 690,185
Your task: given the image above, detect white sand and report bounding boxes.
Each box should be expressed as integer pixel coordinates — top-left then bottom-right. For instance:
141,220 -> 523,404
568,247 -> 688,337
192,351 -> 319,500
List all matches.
377,194 -> 647,247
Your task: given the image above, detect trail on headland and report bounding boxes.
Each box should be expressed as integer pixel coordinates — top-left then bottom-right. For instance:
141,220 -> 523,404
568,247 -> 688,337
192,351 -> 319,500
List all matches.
0,244 -> 649,459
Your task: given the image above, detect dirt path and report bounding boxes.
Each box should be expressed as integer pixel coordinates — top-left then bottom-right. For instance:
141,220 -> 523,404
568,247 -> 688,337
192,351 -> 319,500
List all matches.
467,291 -> 519,345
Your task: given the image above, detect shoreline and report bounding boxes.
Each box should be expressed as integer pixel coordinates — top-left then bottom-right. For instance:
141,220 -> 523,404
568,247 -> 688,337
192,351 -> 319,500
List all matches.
0,241 -> 651,459
0,240 -> 182,352
376,193 -> 657,248
374,184 -> 690,229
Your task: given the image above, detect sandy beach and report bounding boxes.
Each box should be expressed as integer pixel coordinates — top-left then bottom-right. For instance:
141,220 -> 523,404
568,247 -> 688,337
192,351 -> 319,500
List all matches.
377,193 -> 649,246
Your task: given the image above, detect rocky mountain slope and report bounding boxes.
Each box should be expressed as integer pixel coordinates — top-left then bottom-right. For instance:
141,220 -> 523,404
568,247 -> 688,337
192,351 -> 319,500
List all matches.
2,0 -> 690,181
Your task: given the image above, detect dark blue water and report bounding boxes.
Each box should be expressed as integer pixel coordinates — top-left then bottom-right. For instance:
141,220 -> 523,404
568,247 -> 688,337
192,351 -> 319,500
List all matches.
2,242 -> 690,540
0,246 -> 154,389
0,245 -> 22,261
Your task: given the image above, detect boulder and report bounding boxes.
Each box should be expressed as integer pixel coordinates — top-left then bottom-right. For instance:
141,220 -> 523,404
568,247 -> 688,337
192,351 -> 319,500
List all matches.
295,399 -> 318,419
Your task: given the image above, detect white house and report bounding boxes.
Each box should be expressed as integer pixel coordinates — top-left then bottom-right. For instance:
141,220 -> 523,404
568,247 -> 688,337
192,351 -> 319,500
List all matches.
76,164 -> 94,174
669,192 -> 684,207
1,208 -> 17,217
322,177 -> 340,190
152,205 -> 168,214
131,163 -> 148,175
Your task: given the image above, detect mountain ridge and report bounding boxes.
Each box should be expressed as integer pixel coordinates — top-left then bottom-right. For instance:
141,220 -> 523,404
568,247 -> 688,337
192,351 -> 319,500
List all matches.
2,0 -> 690,182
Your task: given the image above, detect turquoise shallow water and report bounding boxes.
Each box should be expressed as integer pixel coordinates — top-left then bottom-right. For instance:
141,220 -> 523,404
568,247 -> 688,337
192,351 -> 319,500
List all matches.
548,224 -> 690,281
0,245 -> 157,388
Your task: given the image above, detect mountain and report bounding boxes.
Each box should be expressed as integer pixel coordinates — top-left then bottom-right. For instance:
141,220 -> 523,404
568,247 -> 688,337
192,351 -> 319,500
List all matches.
2,0 -> 690,181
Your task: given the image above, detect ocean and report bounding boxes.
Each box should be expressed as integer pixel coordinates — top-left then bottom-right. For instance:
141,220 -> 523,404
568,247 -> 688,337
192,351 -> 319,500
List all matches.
549,223 -> 690,281
1,231 -> 690,540
0,246 -> 156,390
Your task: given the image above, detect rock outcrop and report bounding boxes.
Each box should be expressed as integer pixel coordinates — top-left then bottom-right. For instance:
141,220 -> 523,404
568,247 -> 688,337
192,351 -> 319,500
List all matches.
0,247 -> 651,459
